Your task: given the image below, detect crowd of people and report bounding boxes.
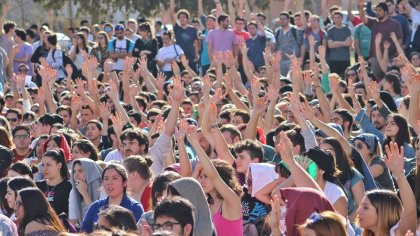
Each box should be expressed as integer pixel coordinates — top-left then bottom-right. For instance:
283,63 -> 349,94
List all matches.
0,0 -> 419,235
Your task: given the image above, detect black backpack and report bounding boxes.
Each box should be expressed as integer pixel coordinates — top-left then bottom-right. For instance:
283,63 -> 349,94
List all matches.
52,49 -> 79,80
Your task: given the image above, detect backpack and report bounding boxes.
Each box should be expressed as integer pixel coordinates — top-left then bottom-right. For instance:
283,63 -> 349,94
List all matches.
304,28 -> 325,42
52,49 -> 79,80
275,26 -> 298,42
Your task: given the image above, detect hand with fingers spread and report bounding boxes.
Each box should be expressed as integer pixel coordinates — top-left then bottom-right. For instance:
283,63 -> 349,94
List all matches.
106,80 -> 119,102
224,50 -> 236,68
308,34 -> 317,48
288,93 -> 302,117
329,75 -> 340,93
383,40 -> 391,49
249,77 -> 262,99
99,102 -> 110,122
175,119 -> 188,141
368,81 -> 381,102
103,59 -> 115,73
110,112 -> 124,138
300,98 -> 315,121
348,78 -> 356,98
75,78 -> 86,95
156,72 -> 166,91
239,43 -> 248,55
65,64 -> 73,77
201,75 -> 212,97
268,195 -> 281,231
207,102 -> 218,126
169,76 -> 184,103
209,87 -> 223,105
311,66 -> 321,86
275,131 -> 295,166
139,219 -> 153,236
267,84 -> 279,104
223,73 -> 233,91
14,74 -> 26,88
185,124 -> 199,144
71,95 -> 82,112
129,84 -> 139,97
384,142 -> 405,177
252,95 -> 268,114
34,88 -> 46,105
213,51 -> 224,67
303,70 -> 312,87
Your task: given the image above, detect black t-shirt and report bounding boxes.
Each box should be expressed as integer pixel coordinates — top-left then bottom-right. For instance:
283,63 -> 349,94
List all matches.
173,23 -> 198,60
36,180 -> 72,216
241,187 -> 269,223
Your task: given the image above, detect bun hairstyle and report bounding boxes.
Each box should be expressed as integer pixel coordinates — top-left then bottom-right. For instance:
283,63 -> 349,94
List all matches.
123,155 -> 153,180
43,149 -> 70,181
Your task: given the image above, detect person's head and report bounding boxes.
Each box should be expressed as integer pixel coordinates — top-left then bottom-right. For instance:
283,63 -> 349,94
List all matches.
320,137 -> 353,183
162,31 -> 173,46
177,9 -> 191,25
409,52 -> 420,67
41,30 -> 52,48
353,133 -> 382,160
331,109 -> 353,133
218,14 -> 230,29
12,124 -> 31,151
56,105 -> 72,127
74,32 -> 88,51
46,33 -> 57,47
3,21 -> 16,35
384,113 -> 410,146
14,28 -> 26,43
124,28 -> 134,39
279,11 -> 290,27
103,23 -> 114,38
96,31 -> 109,48
231,109 -> 250,126
153,196 -> 194,236
331,11 -> 343,25
85,120 -> 102,142
383,73 -> 401,95
370,107 -> 386,130
71,139 -> 99,161
38,113 -> 62,135
81,105 -> 94,124
309,15 -> 320,29
0,126 -> 13,149
16,187 -> 65,235
0,177 -> 12,216
247,21 -> 259,36
306,147 -> 339,183
206,15 -> 216,30
120,129 -> 149,157
299,211 -> 347,236
357,190 -> 401,235
123,155 -> 153,189
102,163 -> 128,198
7,162 -> 33,179
42,149 -> 69,181
234,139 -> 264,174
5,177 -> 35,209
138,22 -> 152,38
234,16 -> 246,31
375,2 -> 389,20
115,24 -> 125,40
152,171 -> 181,208
6,108 -> 22,129
97,205 -> 137,232
34,135 -> 48,158
220,124 -> 242,144
385,0 -> 396,14
81,19 -> 89,27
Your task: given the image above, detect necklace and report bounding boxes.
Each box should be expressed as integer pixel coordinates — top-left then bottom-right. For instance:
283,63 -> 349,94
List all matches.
46,183 -> 58,202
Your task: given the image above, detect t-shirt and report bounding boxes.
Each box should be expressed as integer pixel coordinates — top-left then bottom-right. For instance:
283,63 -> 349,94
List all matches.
200,30 -> 210,66
327,25 -> 351,61
12,43 -> 33,75
156,44 -> 184,72
370,156 -> 395,191
366,18 -> 403,58
36,180 -> 72,216
241,187 -> 269,223
303,29 -> 327,52
246,35 -> 266,70
234,30 -> 250,44
107,38 -> 135,71
323,181 -> 347,205
0,36 -> 14,56
342,169 -> 364,215
104,149 -> 124,163
207,28 -> 236,53
173,24 -> 198,60
353,24 -> 372,58
411,8 -> 420,42
12,148 -> 32,163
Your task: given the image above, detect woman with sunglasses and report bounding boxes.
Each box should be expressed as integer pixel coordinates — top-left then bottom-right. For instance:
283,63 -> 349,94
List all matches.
91,31 -> 109,72
81,163 -> 144,233
36,150 -> 72,216
15,187 -> 65,236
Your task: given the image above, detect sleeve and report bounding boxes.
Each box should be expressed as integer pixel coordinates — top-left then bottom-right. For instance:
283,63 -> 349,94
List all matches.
301,122 -> 318,150
128,40 -> 135,54
206,30 -> 213,44
25,44 -> 33,58
378,104 -> 391,119
354,108 -> 385,142
31,47 -> 40,63
346,27 -> 352,38
366,18 -> 375,29
176,45 -> 184,54
395,20 -> 404,40
402,18 -> 411,47
149,133 -> 173,176
351,169 -> 364,187
132,39 -> 142,57
68,189 -> 77,220
132,203 -> 144,222
81,202 -> 98,233
327,28 -> 333,40
353,26 -> 360,40
297,28 -> 304,46
156,49 -> 164,62
320,73 -> 331,93
259,35 -> 267,43
48,50 -> 64,69
366,1 -> 377,17
192,27 -> 198,41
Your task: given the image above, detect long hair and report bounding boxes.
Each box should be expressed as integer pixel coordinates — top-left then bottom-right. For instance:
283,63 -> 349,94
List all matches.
72,139 -> 99,161
7,177 -> 36,197
299,211 -> 347,236
358,190 -> 402,236
97,31 -> 109,49
207,160 -> 243,204
383,114 -> 411,151
0,126 -> 13,149
75,32 -> 88,54
18,187 -> 65,235
43,149 -> 70,181
321,138 -> 354,185
151,171 -> 181,208
102,163 -> 128,194
0,177 -> 13,217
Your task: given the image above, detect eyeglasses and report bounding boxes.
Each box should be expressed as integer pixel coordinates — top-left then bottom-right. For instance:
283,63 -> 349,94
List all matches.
355,142 -> 365,150
7,118 -> 18,123
18,68 -> 29,73
14,134 -> 30,140
15,200 -> 23,208
346,73 -> 356,77
151,221 -> 181,232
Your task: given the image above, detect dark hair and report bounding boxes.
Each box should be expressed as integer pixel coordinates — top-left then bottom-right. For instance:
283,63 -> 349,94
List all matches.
72,139 -> 99,161
15,28 -> 27,41
232,109 -> 250,123
0,177 -> 13,217
127,110 -> 142,124
234,139 -> 264,162
256,13 -> 266,20
79,26 -> 90,35
12,124 -> 30,138
333,109 -> 354,132
18,187 -> 65,235
162,31 -> 172,39
207,160 -> 243,204
75,32 -> 88,54
86,119 -> 103,131
177,9 -> 191,20
279,11 -> 290,19
43,149 -> 70,181
139,22 -> 152,37
98,205 -> 137,232
376,2 -> 389,12
235,16 -> 246,23
120,129 -> 150,153
321,138 -> 354,184
102,163 -> 128,193
47,34 -> 58,46
153,196 -> 195,236
384,73 -> 401,95
220,124 -> 242,141
9,162 -> 34,179
57,105 -> 72,118
286,129 -> 306,154
7,176 -> 35,197
123,155 -> 153,180
383,114 -> 411,150
3,21 -> 16,34
26,28 -> 36,39
151,171 -> 181,208
6,108 -> 22,120
217,14 -> 229,24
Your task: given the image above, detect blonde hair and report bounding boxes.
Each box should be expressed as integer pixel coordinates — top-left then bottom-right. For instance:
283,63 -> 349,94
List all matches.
299,211 -> 346,236
358,190 -> 401,236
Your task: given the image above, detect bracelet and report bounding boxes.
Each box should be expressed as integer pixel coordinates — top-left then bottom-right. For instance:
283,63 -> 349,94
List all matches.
392,170 -> 405,181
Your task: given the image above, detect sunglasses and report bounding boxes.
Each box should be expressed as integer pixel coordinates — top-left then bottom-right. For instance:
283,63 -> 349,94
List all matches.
97,37 -> 105,40
7,118 -> 18,122
346,73 -> 356,77
104,28 -> 112,32
355,142 -> 365,150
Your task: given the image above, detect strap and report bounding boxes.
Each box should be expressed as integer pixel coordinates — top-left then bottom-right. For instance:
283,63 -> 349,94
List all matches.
173,45 -> 179,57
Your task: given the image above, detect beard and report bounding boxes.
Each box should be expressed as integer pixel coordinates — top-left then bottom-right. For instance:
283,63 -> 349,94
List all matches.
373,122 -> 385,130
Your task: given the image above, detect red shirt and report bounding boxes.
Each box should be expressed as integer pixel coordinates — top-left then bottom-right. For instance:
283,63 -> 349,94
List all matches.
12,148 -> 32,163
141,183 -> 153,212
235,31 -> 250,65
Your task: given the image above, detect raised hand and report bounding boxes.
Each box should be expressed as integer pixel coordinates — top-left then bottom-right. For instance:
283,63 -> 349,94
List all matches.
99,102 -> 110,121
375,33 -> 382,45
129,84 -> 139,97
106,80 -> 119,102
180,54 -> 189,67
318,45 -> 326,60
253,95 -> 268,114
14,74 -> 26,88
329,75 -> 340,92
384,142 -> 405,177
110,111 -> 124,137
368,81 -> 381,102
348,78 -> 355,97
249,77 -> 262,99
75,78 -> 86,95
383,41 -> 391,49
300,97 -> 315,121
239,43 -> 248,55
103,59 -> 115,73
185,124 -> 198,143
209,87 -> 223,104
169,76 -> 184,103
308,34 -> 317,47
65,64 -> 73,77
201,75 -> 212,96
175,119 -> 188,141
275,131 -> 295,165
288,93 -> 301,116
156,72 -> 166,91
267,84 -> 279,103
71,95 -> 82,112
312,66 -> 321,86
34,88 -> 46,105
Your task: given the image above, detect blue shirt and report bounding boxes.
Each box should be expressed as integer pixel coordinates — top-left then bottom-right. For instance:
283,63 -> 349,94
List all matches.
81,195 -> 144,233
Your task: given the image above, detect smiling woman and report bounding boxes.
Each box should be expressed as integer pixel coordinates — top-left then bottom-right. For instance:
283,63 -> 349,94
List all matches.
81,163 -> 144,233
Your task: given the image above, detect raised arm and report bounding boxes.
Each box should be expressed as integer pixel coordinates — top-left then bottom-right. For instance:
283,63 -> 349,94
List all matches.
169,0 -> 177,26
404,71 -> 420,135
175,119 -> 193,177
243,95 -> 267,140
164,76 -> 183,137
358,0 -> 369,24
186,125 -> 243,220
384,143 -> 417,235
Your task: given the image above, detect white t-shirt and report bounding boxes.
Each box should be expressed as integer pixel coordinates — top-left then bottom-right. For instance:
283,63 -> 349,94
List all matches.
156,44 -> 184,71
323,181 -> 347,204
411,8 -> 420,41
114,39 -> 129,71
104,149 -> 124,163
